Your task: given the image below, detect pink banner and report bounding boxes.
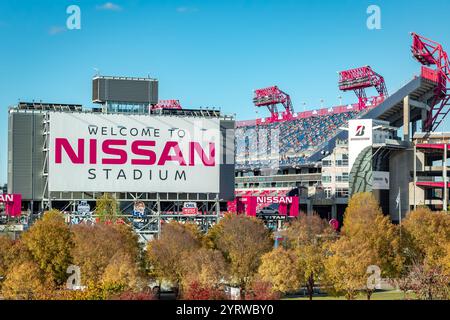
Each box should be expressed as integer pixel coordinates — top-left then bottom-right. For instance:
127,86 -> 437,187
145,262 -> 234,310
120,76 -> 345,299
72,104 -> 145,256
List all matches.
0,194 -> 22,217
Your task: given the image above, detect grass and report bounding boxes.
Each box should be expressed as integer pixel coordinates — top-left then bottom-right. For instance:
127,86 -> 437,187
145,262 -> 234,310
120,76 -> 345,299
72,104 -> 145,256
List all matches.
285,290 -> 415,300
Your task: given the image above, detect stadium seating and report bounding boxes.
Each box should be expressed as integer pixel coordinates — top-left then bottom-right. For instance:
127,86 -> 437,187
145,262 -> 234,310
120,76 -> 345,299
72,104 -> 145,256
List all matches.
235,111 -> 357,168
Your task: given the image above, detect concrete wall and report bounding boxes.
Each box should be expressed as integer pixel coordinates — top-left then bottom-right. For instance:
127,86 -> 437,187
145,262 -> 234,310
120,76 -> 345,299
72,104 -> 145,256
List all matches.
389,149 -> 414,222
8,112 -> 45,202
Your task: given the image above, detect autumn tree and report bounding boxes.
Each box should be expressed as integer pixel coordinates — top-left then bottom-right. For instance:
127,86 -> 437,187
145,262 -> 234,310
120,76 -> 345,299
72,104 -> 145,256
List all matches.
405,262 -> 449,300
323,237 -> 374,300
1,261 -> 48,300
101,251 -> 144,292
209,214 -> 273,296
402,207 -> 450,269
146,222 -> 202,295
0,237 -> 33,292
0,236 -> 14,280
21,210 -> 74,286
245,279 -> 281,300
71,223 -> 142,287
334,192 -> 402,299
258,248 -> 300,295
181,247 -> 228,290
284,213 -> 336,300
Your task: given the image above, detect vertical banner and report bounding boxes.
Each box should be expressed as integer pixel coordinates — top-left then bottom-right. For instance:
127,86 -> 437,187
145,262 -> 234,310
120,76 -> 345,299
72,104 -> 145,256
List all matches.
348,119 -> 373,171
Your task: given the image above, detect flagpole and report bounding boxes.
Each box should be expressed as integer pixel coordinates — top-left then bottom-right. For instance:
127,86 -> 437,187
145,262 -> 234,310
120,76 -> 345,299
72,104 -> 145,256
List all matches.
398,187 -> 401,225
398,187 -> 402,239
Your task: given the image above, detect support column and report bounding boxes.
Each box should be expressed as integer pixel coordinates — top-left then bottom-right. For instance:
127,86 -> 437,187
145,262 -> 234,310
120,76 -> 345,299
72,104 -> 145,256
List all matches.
444,144 -> 448,211
421,108 -> 427,131
307,200 -> 313,216
413,145 -> 417,210
331,204 -> 337,219
403,96 -> 410,141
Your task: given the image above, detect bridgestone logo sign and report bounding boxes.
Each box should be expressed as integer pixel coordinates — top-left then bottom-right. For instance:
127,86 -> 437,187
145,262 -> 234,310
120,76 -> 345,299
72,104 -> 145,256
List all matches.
48,113 -> 221,193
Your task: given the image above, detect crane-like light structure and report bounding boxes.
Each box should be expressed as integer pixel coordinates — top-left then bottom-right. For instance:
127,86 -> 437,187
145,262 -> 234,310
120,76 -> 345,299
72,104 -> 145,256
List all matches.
411,32 -> 450,131
338,66 -> 388,111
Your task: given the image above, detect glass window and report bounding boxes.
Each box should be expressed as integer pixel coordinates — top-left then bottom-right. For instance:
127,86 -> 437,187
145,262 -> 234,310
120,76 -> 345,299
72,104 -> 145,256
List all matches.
322,160 -> 333,167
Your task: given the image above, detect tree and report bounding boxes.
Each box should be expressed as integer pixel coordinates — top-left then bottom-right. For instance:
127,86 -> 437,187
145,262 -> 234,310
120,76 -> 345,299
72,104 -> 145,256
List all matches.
71,223 -> 141,286
1,261 -> 48,300
245,279 -> 280,300
339,192 -> 403,299
210,214 -> 273,296
405,262 -> 449,300
258,248 -> 300,295
402,207 -> 450,269
0,237 -> 33,291
0,236 -> 14,280
96,193 -> 120,223
284,213 -> 336,300
146,222 -> 202,295
183,281 -> 225,300
21,210 -> 74,285
323,237 -> 374,300
101,252 -> 143,292
181,247 -> 228,290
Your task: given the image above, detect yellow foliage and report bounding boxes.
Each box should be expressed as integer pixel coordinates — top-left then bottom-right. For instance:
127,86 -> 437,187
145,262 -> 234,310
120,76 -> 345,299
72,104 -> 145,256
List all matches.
258,248 -> 300,294
403,208 -> 450,269
21,210 -> 74,285
324,237 -> 374,300
1,261 -> 49,300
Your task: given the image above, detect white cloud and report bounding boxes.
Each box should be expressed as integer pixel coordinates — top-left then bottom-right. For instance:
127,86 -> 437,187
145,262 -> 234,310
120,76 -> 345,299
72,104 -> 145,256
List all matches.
48,26 -> 66,35
96,2 -> 122,11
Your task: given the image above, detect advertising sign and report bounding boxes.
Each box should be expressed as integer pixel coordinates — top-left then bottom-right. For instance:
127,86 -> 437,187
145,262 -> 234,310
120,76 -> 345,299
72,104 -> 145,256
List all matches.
0,194 -> 22,217
182,202 -> 198,215
348,119 -> 373,171
372,171 -> 390,190
49,113 -> 221,193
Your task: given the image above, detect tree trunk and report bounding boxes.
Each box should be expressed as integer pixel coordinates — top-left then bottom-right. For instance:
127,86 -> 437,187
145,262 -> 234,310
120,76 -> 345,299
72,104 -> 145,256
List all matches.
367,290 -> 373,300
307,275 -> 314,300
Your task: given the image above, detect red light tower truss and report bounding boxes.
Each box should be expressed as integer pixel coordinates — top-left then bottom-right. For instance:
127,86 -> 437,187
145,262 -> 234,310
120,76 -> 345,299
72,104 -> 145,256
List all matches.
411,32 -> 450,131
338,66 -> 388,110
253,86 -> 294,120
152,99 -> 182,110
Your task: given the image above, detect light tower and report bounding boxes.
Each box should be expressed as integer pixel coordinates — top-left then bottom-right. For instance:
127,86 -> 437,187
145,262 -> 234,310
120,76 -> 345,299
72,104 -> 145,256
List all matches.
338,66 -> 388,111
253,86 -> 294,121
411,32 -> 450,131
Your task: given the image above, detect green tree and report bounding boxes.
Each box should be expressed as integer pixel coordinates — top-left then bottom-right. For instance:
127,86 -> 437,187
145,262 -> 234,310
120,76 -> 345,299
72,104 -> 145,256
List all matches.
21,210 -> 74,285
96,193 -> 120,223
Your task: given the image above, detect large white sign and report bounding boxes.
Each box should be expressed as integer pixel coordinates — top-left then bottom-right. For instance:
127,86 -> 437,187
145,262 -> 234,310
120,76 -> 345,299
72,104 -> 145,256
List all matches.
49,113 -> 221,193
348,119 -> 373,171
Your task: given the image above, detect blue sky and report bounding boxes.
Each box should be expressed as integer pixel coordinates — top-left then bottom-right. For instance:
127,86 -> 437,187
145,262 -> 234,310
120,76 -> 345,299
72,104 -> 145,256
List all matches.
1,0 -> 450,185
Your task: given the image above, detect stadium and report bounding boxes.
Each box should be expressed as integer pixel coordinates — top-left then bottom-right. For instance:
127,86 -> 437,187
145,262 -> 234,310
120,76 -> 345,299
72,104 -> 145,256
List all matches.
2,32 -> 450,241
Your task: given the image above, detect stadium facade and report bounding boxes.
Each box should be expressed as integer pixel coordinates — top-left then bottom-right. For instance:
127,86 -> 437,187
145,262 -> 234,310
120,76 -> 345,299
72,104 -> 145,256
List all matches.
4,32 -> 450,236
6,77 -> 235,241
